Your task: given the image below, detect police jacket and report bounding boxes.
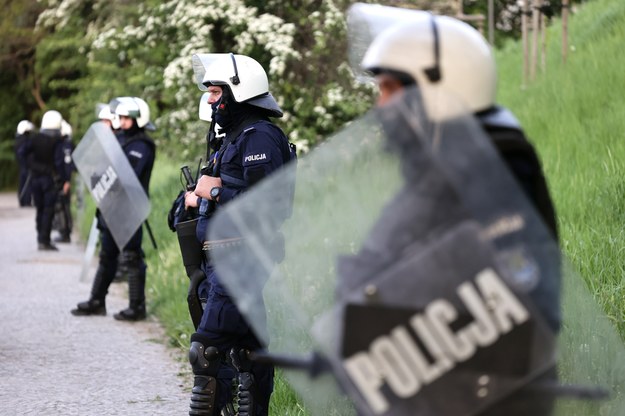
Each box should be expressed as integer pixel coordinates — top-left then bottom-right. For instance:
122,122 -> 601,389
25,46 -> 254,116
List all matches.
14,133 -> 31,168
478,106 -> 558,240
24,129 -> 68,182
197,114 -> 292,243
217,118 -> 291,204
60,136 -> 75,180
121,127 -> 156,195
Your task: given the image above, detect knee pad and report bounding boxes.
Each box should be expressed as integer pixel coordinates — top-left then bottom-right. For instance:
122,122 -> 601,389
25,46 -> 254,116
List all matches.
189,340 -> 221,377
188,335 -> 222,416
231,349 -> 259,416
122,250 -> 144,269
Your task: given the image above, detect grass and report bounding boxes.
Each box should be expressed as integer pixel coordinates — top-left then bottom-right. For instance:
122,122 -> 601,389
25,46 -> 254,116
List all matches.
497,0 -> 625,325
496,0 -> 625,414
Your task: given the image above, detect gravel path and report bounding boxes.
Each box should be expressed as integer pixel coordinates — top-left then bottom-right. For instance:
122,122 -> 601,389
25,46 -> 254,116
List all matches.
0,192 -> 190,415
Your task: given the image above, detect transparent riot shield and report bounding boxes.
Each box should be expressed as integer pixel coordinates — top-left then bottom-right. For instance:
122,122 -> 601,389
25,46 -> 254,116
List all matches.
72,121 -> 150,249
205,86 -> 625,416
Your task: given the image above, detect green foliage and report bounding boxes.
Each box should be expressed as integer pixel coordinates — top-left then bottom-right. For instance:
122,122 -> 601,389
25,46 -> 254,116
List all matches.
0,0 -> 42,189
496,0 -> 625,334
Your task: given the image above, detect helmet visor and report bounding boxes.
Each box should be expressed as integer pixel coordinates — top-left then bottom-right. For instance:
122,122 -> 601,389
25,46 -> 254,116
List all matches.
192,53 -> 232,91
347,3 -> 430,82
109,97 -> 141,118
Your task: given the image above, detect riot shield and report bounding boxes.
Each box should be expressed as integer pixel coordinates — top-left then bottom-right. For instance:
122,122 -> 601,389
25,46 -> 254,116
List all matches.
72,121 -> 150,250
205,85 -> 625,416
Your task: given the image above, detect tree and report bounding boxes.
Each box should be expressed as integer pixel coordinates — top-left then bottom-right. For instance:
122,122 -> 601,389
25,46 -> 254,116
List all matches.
0,0 -> 43,189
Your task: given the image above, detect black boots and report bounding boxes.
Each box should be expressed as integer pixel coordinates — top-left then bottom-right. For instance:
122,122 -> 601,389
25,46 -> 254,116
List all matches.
38,242 -> 58,251
113,301 -> 146,321
71,298 -> 106,316
54,234 -> 71,243
71,250 -> 147,321
71,299 -> 146,321
71,265 -> 110,317
114,253 -> 147,321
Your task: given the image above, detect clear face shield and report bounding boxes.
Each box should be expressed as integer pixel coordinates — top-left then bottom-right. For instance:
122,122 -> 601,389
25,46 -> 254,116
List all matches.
109,97 -> 141,119
198,92 -> 213,122
346,3 -> 431,83
192,53 -> 234,92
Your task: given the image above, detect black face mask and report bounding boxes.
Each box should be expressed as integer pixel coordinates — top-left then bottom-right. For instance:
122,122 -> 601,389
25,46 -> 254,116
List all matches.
122,118 -> 141,136
211,89 -> 250,133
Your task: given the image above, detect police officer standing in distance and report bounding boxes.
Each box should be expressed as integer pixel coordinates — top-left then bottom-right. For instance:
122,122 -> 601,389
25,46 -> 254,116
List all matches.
98,102 -> 134,283
71,97 -> 156,321
14,120 -> 35,207
21,110 -> 70,251
183,53 -> 295,416
53,119 -> 75,243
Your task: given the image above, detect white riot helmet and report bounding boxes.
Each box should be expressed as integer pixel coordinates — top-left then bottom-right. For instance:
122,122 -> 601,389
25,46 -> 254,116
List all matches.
61,120 -> 73,138
16,120 -> 35,135
361,12 -> 497,115
109,96 -> 156,130
192,53 -> 283,117
97,103 -> 121,130
41,110 -> 63,130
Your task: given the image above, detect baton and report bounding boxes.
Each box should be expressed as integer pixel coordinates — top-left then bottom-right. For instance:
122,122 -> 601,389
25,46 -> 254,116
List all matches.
144,219 -> 158,250
18,172 -> 32,201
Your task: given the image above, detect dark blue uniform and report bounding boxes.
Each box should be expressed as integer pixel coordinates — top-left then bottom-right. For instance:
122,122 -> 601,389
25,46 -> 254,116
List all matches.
22,129 -> 68,248
53,136 -> 76,241
194,118 -> 292,415
15,132 -> 34,207
83,127 -> 155,318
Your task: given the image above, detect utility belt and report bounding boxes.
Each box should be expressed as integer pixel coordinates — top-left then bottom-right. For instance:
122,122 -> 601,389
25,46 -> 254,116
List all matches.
202,237 -> 245,252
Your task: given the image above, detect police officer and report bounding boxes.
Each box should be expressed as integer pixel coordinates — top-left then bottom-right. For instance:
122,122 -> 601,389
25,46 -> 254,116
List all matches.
15,120 -> 35,207
361,14 -> 557,240
98,103 -> 132,283
354,11 -> 559,415
53,119 -> 75,243
21,110 -> 70,251
71,97 -> 156,321
183,53 -> 294,416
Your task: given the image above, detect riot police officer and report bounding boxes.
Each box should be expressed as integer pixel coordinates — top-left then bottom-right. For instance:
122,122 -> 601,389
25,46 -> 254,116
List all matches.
361,13 -> 557,240
182,53 -> 295,416
53,119 -> 75,243
98,102 -> 132,282
21,110 -> 70,251
352,10 -> 560,416
15,120 -> 35,207
71,97 -> 156,321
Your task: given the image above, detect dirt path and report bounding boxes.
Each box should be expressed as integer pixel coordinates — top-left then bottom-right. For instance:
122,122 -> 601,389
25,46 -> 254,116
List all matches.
0,192 -> 189,415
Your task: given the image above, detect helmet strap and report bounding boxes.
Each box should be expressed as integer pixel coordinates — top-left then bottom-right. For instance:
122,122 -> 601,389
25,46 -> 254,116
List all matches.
423,15 -> 442,83
229,53 -> 241,85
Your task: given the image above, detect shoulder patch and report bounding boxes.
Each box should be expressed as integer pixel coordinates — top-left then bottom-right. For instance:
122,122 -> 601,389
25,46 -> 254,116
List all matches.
244,153 -> 268,163
129,150 -> 143,159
